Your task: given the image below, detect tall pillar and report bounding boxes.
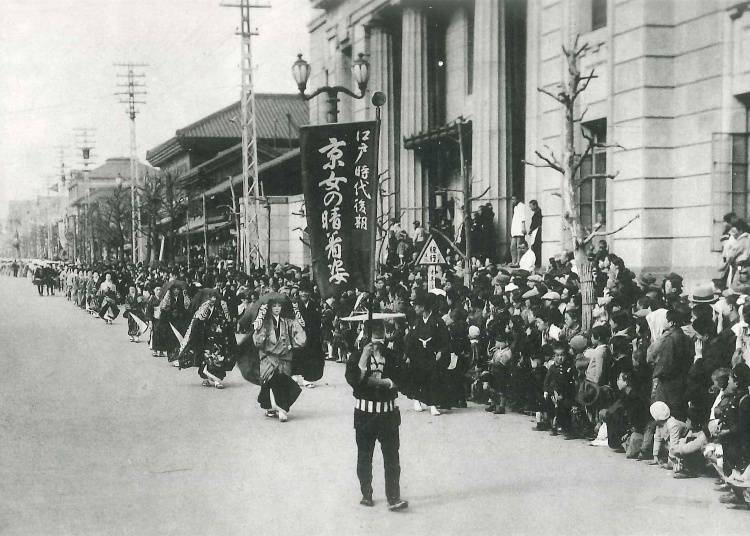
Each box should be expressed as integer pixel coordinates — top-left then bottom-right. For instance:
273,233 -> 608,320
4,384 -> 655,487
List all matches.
399,7 -> 429,229
369,23 -> 396,232
471,0 -> 507,257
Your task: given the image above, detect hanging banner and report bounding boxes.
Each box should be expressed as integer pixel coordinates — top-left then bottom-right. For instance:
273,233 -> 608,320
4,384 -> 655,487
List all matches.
301,120 -> 379,298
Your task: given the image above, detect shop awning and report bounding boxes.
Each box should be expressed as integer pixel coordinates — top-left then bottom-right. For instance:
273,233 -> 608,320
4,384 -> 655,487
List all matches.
201,147 -> 301,199
177,218 -> 231,236
403,119 -> 471,150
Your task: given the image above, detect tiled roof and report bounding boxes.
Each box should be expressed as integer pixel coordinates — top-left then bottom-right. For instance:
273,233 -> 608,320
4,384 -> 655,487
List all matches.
87,157 -> 157,181
175,94 -> 308,141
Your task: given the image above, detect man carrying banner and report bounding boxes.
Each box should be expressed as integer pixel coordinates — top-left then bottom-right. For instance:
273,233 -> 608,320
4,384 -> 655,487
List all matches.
345,319 -> 409,511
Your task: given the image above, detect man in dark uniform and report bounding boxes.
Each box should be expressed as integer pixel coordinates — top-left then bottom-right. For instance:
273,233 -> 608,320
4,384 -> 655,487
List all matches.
293,281 -> 324,385
345,320 -> 408,511
407,292 -> 452,415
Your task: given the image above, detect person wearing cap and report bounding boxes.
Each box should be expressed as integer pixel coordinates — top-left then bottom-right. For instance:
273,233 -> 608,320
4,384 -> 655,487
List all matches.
345,321 -> 409,511
649,401 -> 688,467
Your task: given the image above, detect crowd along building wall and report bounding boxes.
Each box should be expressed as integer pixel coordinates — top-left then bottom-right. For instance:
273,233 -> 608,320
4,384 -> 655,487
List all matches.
525,0 -> 750,278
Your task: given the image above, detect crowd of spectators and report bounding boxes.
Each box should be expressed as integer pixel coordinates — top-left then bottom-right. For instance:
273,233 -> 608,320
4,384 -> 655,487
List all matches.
3,211 -> 750,508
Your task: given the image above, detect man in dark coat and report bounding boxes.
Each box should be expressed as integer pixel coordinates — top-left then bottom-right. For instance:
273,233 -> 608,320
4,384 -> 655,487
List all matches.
528,200 -> 543,268
649,309 -> 694,420
405,292 -> 451,415
292,281 -> 324,385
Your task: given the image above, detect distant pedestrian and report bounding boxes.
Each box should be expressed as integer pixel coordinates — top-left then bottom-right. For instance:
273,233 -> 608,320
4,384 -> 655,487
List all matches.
509,196 -> 526,266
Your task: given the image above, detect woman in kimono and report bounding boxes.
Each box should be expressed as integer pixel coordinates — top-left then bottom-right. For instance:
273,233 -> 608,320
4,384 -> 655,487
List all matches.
164,286 -> 191,366
123,286 -> 147,342
177,289 -> 237,389
98,273 -> 119,325
252,298 -> 307,422
86,271 -> 99,315
151,287 -> 177,358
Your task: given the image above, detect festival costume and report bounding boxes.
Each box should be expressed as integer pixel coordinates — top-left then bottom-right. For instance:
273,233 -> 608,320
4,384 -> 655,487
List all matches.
98,281 -> 120,322
292,299 -> 325,382
177,296 -> 237,383
253,310 -> 306,413
123,294 -> 147,338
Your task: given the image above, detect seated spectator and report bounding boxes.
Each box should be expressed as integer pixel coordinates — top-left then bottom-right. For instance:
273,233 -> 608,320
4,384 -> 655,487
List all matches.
544,341 -> 576,436
649,401 -> 688,468
482,332 -> 513,414
605,371 -> 649,455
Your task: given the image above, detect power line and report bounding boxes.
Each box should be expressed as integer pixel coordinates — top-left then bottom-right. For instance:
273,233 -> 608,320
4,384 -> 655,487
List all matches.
221,0 -> 271,271
114,62 -> 148,263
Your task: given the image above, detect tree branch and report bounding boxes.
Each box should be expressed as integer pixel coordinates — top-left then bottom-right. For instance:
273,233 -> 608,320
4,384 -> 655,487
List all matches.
538,86 -> 568,106
523,149 -> 563,174
471,186 -> 491,201
429,227 -> 466,261
574,105 -> 589,123
574,171 -> 620,187
583,214 -> 640,244
573,70 -> 597,100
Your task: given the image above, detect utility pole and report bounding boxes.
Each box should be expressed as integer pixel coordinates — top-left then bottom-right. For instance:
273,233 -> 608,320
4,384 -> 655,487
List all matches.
53,145 -> 67,259
221,0 -> 270,272
74,128 -> 96,263
115,62 -> 148,264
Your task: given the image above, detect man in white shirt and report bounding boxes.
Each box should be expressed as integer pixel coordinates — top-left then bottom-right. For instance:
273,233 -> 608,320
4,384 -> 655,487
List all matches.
518,241 -> 536,272
413,221 -> 425,244
509,196 -> 526,266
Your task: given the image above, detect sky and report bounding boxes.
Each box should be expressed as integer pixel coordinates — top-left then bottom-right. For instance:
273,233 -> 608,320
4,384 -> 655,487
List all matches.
0,0 -> 316,217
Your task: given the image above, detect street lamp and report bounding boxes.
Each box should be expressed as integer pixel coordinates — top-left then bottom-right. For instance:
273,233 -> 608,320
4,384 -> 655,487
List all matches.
292,52 -> 370,123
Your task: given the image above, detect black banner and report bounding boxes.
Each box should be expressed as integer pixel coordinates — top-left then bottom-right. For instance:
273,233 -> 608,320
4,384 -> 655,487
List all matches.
300,121 -> 379,298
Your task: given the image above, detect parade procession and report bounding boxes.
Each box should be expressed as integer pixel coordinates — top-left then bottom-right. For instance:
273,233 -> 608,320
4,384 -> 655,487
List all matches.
2,1 -> 750,535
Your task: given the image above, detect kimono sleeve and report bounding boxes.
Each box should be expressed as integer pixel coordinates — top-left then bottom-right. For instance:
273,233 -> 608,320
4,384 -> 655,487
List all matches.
289,318 -> 307,349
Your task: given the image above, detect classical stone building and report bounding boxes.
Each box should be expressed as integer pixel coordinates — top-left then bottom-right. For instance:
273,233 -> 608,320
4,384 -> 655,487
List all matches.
308,0 -> 750,277
308,0 -> 527,259
526,0 -> 750,278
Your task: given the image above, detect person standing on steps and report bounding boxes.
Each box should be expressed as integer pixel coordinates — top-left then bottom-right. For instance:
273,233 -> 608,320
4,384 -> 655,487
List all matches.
528,199 -> 543,269
509,195 -> 527,267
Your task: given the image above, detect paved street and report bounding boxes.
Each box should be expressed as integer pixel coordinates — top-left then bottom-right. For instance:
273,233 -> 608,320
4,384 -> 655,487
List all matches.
0,276 -> 747,536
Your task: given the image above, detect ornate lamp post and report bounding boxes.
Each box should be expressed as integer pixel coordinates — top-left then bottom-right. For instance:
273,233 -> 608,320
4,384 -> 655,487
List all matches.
292,52 -> 370,123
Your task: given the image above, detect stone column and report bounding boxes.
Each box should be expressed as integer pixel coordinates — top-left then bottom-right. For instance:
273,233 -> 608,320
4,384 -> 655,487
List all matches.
471,0 -> 507,258
399,6 -> 429,228
369,23 -> 397,259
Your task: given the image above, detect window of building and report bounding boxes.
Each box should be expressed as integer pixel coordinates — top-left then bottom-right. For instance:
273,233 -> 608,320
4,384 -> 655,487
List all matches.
578,119 -> 607,232
591,0 -> 607,30
730,133 -> 749,217
427,15 -> 448,127
466,6 -> 474,95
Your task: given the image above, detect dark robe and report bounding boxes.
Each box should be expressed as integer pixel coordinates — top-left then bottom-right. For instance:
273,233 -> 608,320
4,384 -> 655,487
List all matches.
529,208 -> 543,267
292,300 -> 325,381
404,312 -> 452,407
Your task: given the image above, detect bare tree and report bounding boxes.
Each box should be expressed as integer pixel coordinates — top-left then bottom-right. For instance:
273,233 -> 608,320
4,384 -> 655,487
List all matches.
139,170 -> 187,264
524,36 -> 639,330
99,184 -> 132,260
